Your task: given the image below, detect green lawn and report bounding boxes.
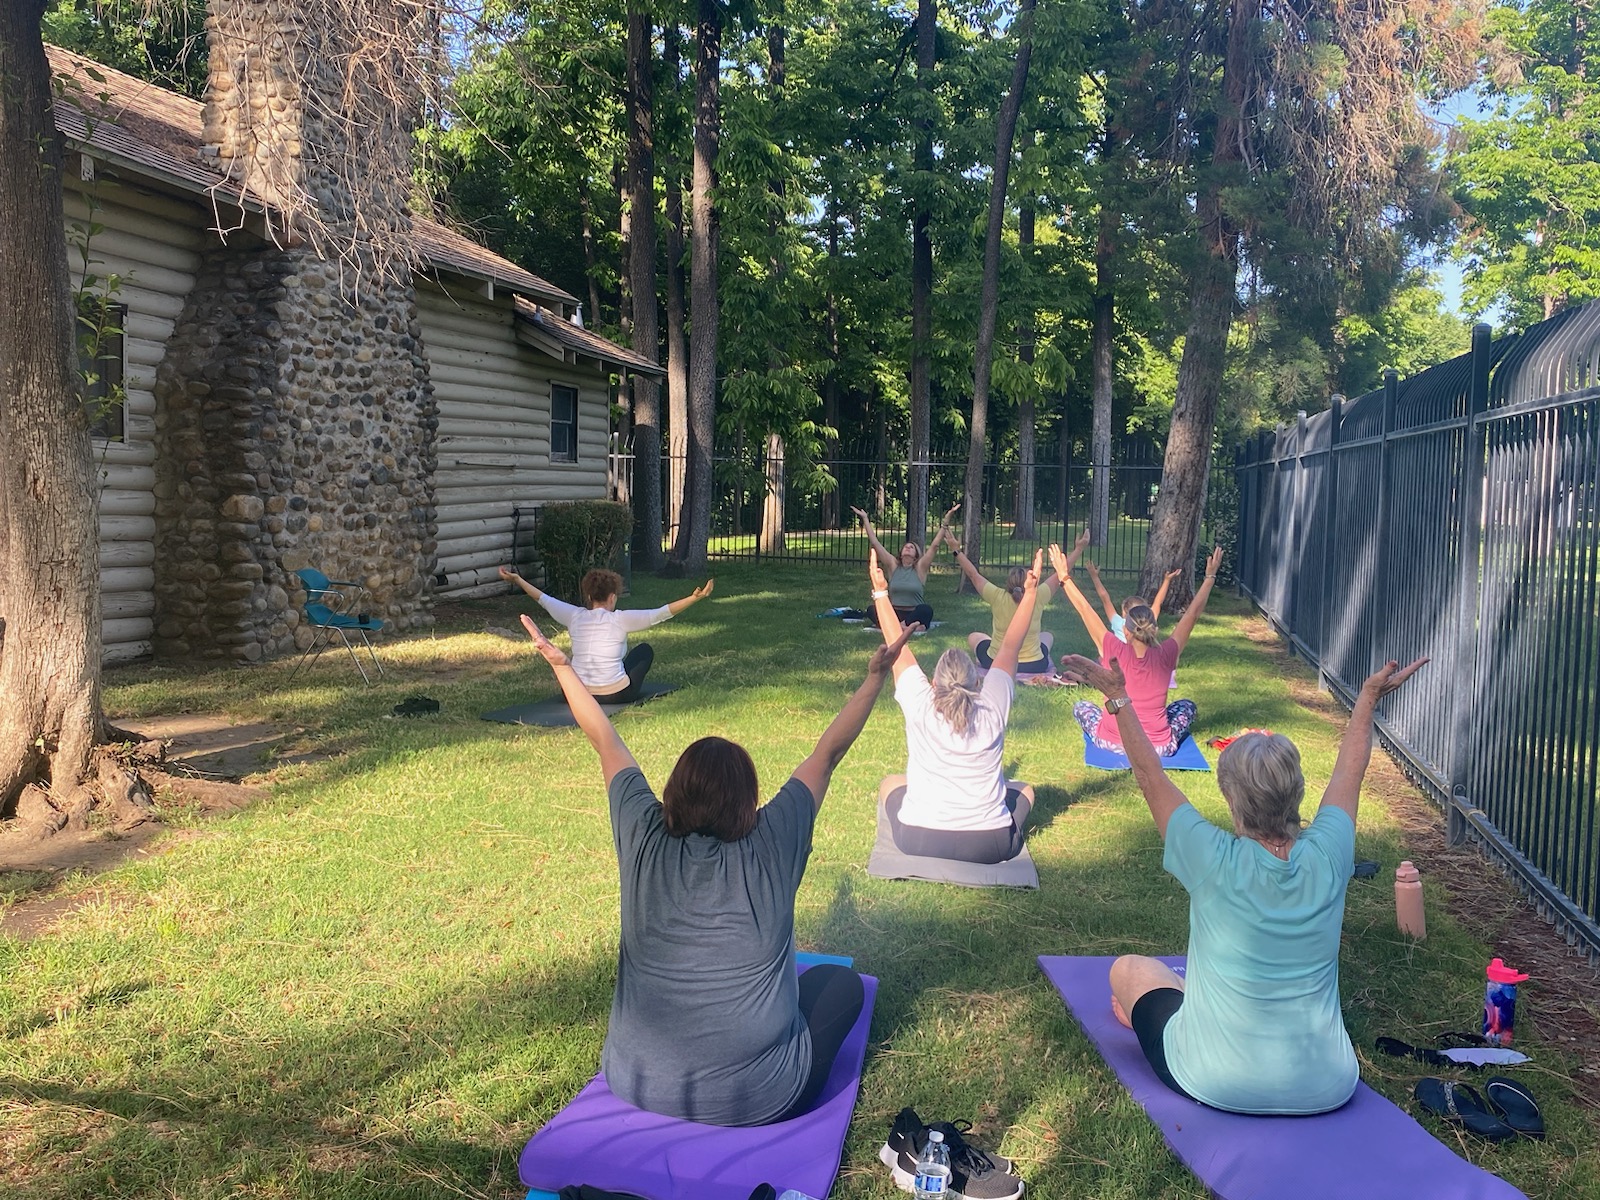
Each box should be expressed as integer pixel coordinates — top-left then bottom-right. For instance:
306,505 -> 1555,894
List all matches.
1,562 -> 1594,1199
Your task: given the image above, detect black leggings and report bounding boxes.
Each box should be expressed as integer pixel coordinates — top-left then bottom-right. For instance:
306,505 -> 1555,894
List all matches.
592,644 -> 654,705
867,603 -> 934,632
1130,987 -> 1194,1100
771,964 -> 866,1122
884,785 -> 1032,864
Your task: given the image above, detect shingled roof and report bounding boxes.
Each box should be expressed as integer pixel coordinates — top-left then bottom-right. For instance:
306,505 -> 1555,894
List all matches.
46,46 -> 580,309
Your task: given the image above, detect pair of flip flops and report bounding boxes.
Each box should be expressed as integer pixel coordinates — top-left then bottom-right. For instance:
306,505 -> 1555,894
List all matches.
1414,1076 -> 1545,1141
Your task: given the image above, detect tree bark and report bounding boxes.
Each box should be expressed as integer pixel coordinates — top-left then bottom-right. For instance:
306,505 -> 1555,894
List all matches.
0,1 -> 105,818
821,205 -> 842,531
759,432 -> 786,554
672,0 -> 720,570
1141,0 -> 1256,605
907,0 -> 936,547
626,4 -> 664,570
1012,186 -> 1037,540
664,26 -> 689,545
577,168 -> 603,327
756,22 -> 787,557
961,0 -> 1036,569
1090,197 -> 1116,548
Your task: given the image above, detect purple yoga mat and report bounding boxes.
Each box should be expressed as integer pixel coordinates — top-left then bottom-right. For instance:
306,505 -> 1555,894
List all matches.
518,973 -> 878,1200
1038,955 -> 1528,1200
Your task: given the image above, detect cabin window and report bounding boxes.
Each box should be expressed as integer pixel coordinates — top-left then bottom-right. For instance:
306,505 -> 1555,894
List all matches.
79,297 -> 126,441
551,383 -> 578,462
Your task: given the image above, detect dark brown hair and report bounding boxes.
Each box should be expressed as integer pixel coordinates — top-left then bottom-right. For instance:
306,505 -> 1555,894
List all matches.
662,736 -> 760,841
580,568 -> 624,608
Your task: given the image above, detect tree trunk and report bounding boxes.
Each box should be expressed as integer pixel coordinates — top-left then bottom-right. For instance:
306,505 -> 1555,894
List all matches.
0,2 -> 105,820
759,432 -> 786,554
1090,199 -> 1116,548
577,169 -> 603,327
1012,187 -> 1037,540
1141,0 -> 1256,605
961,0 -> 1036,570
672,0 -> 720,570
626,4 -> 664,570
907,0 -> 936,547
664,29 -> 689,545
874,402 -> 889,516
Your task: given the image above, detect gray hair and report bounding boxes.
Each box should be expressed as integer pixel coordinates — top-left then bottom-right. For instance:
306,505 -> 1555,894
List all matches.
1216,732 -> 1306,842
931,648 -> 981,735
1124,603 -> 1161,646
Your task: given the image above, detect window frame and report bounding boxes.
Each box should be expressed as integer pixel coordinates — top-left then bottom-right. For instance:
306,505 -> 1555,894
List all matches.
550,381 -> 579,463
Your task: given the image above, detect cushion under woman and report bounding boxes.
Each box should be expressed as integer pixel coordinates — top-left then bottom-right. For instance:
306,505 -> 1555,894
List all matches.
852,503 -> 958,632
520,614 -> 911,1126
1058,651 -> 1425,1114
871,547 -> 1043,865
500,565 -> 711,703
1049,540 -> 1222,757
943,528 -> 1061,675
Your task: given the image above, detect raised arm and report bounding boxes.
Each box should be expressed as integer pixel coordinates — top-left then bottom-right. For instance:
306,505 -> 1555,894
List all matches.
1150,568 -> 1182,620
500,565 -> 544,603
917,503 -> 960,578
990,549 -> 1044,678
791,629 -> 912,811
1050,531 -> 1109,648
1169,547 -> 1223,654
869,550 -> 919,680
1059,653 -> 1190,838
1320,658 -> 1427,824
521,615 -> 637,785
946,529 -> 991,593
667,578 -> 714,616
852,506 -> 898,572
1084,560 -> 1117,624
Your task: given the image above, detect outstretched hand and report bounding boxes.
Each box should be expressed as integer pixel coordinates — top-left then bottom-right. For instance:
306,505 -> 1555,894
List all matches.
520,614 -> 568,669
1164,567 -> 1183,584
1074,527 -> 1091,554
1204,546 -> 1224,578
941,503 -> 961,527
1024,547 -> 1044,592
1057,653 -> 1127,699
693,578 -> 715,600
1085,560 -> 1102,579
870,623 -> 917,676
1361,657 -> 1428,701
867,545 -> 888,590
498,565 -> 522,582
1048,543 -> 1071,579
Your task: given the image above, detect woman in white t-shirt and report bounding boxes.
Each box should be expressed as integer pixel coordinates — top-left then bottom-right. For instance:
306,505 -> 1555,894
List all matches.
500,566 -> 712,702
870,547 -> 1043,864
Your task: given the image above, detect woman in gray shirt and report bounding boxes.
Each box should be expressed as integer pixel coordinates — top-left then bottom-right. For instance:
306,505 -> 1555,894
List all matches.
520,613 -> 909,1126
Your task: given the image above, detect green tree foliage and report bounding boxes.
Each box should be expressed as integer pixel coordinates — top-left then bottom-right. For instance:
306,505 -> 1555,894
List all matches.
43,0 -> 207,97
1452,0 -> 1600,326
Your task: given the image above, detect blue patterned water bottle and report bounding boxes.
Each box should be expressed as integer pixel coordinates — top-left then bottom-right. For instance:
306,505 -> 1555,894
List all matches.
1483,957 -> 1529,1046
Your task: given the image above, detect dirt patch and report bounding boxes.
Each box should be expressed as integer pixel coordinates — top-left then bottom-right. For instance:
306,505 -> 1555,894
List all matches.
1241,614 -> 1600,1110
1,715 -> 274,941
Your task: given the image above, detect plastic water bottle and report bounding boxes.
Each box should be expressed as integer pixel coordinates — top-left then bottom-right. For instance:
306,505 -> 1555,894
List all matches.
914,1129 -> 952,1198
776,1192 -> 820,1200
1483,957 -> 1529,1046
1394,861 -> 1426,938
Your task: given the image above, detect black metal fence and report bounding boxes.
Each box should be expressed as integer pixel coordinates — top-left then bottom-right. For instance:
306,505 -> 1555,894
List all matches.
613,441 -> 1198,575
1237,303 -> 1600,961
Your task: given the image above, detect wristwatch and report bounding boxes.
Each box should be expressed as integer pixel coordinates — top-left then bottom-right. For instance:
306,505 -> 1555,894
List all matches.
1106,695 -> 1132,714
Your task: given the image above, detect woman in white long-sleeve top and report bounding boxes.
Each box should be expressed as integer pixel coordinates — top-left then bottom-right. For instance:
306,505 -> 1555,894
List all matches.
500,566 -> 713,702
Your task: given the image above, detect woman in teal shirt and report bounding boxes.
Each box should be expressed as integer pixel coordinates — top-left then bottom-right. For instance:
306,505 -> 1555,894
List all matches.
853,503 -> 958,632
1059,651 -> 1426,1114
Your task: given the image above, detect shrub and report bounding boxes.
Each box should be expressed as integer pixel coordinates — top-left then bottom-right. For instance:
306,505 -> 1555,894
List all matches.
534,500 -> 632,600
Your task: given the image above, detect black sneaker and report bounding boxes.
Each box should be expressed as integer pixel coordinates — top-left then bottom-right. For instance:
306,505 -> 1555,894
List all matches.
878,1106 -> 1024,1199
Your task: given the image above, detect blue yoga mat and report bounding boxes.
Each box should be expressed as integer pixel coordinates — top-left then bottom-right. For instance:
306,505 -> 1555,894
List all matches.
1037,955 -> 1527,1200
1083,732 -> 1211,771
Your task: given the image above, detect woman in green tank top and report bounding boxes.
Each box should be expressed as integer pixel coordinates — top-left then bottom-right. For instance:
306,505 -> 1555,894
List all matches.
853,503 -> 958,632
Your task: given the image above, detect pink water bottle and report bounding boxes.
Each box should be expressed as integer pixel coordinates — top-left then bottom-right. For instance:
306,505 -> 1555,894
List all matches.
1483,958 -> 1529,1046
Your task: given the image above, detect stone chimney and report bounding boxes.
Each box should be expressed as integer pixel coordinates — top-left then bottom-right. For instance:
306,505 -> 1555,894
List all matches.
151,0 -> 437,662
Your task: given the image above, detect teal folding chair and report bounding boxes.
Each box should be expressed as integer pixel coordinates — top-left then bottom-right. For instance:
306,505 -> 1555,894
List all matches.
289,568 -> 385,683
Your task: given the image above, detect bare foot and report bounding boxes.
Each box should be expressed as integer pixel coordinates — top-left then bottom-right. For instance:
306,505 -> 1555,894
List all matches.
1111,994 -> 1133,1030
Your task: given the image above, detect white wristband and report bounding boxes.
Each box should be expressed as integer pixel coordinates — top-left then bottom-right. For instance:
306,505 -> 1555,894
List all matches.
871,589 -> 888,599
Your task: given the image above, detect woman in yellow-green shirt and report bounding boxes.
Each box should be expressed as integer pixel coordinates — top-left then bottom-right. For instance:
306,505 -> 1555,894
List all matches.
943,529 -> 1066,676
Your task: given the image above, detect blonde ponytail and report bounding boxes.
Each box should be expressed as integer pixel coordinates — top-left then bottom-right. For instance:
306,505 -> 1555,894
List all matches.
931,649 -> 981,735
1125,603 -> 1161,646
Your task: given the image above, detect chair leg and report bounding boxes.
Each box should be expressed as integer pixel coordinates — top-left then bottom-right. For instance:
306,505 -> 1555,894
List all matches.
353,628 -> 384,679
332,628 -> 372,685
288,625 -> 334,682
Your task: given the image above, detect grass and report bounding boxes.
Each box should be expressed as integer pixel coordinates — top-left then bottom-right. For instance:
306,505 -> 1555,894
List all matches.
1,561 -> 1596,1199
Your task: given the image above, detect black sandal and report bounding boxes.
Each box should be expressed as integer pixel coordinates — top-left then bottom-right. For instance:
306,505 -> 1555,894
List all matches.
1376,1037 -> 1452,1068
1485,1076 -> 1545,1140
1414,1078 -> 1517,1142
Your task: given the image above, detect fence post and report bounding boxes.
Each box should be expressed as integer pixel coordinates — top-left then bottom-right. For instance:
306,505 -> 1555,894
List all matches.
1369,369 -> 1399,674
1286,409 -> 1308,645
1317,395 -> 1342,691
1449,324 -> 1494,845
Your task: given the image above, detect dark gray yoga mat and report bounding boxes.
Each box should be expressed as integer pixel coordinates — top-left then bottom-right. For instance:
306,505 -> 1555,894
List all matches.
481,682 -> 678,726
866,798 -> 1039,889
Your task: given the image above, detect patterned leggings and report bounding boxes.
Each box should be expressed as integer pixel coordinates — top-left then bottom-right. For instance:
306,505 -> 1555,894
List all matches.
1074,699 -> 1197,757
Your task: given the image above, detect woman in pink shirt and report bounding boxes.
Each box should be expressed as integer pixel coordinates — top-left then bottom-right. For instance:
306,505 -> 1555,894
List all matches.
1049,543 -> 1222,756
